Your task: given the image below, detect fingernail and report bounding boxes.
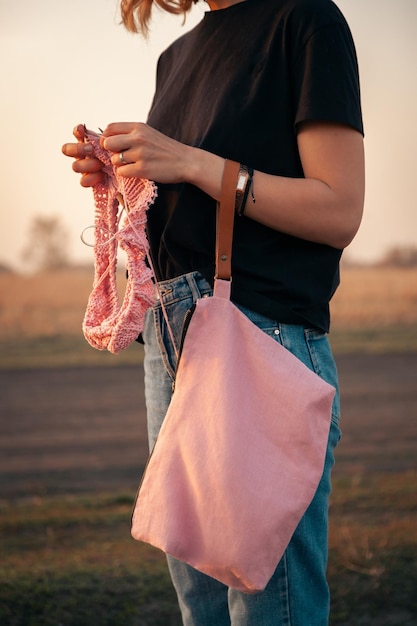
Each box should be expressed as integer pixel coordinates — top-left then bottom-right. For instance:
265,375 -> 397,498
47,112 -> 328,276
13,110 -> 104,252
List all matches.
74,124 -> 85,139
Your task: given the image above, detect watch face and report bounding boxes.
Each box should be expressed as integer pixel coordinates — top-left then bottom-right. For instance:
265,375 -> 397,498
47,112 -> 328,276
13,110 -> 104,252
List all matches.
237,173 -> 248,192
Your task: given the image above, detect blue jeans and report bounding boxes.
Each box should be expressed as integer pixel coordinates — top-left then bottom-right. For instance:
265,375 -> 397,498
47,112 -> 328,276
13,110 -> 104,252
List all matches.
142,271 -> 341,626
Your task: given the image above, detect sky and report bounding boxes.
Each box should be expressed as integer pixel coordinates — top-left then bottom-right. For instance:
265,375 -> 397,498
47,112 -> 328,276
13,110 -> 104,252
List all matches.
1,0 -> 416,270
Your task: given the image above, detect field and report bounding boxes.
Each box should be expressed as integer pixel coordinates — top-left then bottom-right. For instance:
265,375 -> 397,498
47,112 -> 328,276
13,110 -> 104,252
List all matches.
0,267 -> 416,625
1,266 -> 417,366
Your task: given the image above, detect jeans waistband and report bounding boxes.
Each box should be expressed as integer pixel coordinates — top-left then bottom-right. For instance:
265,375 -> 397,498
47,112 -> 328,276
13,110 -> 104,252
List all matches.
154,272 -> 323,342
155,272 -> 213,307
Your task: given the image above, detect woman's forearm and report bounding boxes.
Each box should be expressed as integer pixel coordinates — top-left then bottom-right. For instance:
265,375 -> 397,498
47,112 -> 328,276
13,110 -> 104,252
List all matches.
187,123 -> 365,250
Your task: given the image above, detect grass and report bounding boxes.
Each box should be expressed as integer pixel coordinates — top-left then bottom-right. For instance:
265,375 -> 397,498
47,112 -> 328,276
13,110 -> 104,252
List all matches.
328,472 -> 417,625
329,325 -> 417,354
0,493 -> 180,626
0,334 -> 143,370
1,474 -> 416,625
1,266 -> 416,370
1,266 -> 416,624
4,322 -> 417,374
331,266 -> 417,328
1,325 -> 417,371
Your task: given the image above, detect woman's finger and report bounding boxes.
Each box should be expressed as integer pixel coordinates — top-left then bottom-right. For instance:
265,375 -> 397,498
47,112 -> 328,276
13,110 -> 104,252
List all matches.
80,171 -> 105,187
72,156 -> 103,174
110,149 -> 133,168
101,122 -> 147,153
102,122 -> 136,137
63,142 -> 94,158
73,124 -> 86,141
62,142 -> 94,159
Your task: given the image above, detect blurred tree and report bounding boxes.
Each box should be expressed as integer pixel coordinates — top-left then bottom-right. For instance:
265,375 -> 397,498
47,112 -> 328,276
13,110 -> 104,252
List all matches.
379,245 -> 417,268
21,215 -> 71,271
0,262 -> 14,274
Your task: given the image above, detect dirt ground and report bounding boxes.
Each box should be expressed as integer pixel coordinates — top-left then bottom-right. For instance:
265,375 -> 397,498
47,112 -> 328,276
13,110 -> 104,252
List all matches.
0,353 -> 416,501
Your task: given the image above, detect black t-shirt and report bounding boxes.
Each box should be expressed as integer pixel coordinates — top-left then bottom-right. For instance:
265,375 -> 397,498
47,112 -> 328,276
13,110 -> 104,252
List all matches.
146,0 -> 363,331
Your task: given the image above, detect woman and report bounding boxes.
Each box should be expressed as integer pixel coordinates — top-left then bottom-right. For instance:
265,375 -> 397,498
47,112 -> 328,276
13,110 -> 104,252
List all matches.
62,0 -> 364,623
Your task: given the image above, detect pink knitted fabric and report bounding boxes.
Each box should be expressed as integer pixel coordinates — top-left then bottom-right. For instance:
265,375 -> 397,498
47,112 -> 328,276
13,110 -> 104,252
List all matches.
82,129 -> 157,354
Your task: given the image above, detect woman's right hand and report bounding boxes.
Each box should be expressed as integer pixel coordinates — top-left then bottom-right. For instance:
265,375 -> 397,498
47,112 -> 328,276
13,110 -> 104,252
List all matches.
61,124 -> 104,187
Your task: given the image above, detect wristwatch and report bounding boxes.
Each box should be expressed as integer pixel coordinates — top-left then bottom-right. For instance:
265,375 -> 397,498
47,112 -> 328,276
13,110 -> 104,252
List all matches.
235,164 -> 254,216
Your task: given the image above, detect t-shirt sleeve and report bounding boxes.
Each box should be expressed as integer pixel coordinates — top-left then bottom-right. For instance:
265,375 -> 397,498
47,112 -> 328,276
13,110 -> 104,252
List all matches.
293,22 -> 364,135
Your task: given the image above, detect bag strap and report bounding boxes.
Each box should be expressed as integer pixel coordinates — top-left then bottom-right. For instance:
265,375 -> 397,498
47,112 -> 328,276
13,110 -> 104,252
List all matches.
215,160 -> 240,281
156,159 -> 240,355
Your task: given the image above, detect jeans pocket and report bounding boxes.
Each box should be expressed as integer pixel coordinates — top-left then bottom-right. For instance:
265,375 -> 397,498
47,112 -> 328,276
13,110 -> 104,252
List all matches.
234,303 -> 282,343
304,328 -> 341,425
153,297 -> 195,381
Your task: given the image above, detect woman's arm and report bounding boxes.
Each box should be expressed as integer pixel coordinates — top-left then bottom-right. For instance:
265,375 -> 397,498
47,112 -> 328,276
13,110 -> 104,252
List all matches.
64,120 -> 364,250
186,122 -> 365,250
245,122 -> 364,249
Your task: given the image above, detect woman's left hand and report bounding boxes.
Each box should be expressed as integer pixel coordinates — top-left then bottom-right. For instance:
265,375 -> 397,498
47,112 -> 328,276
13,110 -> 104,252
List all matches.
102,122 -> 195,184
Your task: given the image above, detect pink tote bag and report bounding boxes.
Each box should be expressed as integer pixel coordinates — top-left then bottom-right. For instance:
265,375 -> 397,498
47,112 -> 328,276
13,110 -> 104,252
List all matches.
131,161 -> 335,593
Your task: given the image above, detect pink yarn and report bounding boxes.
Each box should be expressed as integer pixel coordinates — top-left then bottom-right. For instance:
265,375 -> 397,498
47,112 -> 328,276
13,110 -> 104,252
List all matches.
82,129 -> 157,354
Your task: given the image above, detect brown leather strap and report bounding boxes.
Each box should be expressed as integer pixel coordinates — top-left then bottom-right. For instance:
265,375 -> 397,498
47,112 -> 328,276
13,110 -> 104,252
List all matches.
215,160 -> 240,280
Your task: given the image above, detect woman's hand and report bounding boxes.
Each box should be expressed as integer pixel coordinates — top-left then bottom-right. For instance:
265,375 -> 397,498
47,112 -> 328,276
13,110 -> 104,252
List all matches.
101,122 -> 199,184
61,124 -> 105,187
62,121 -> 226,200
102,122 -> 226,201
